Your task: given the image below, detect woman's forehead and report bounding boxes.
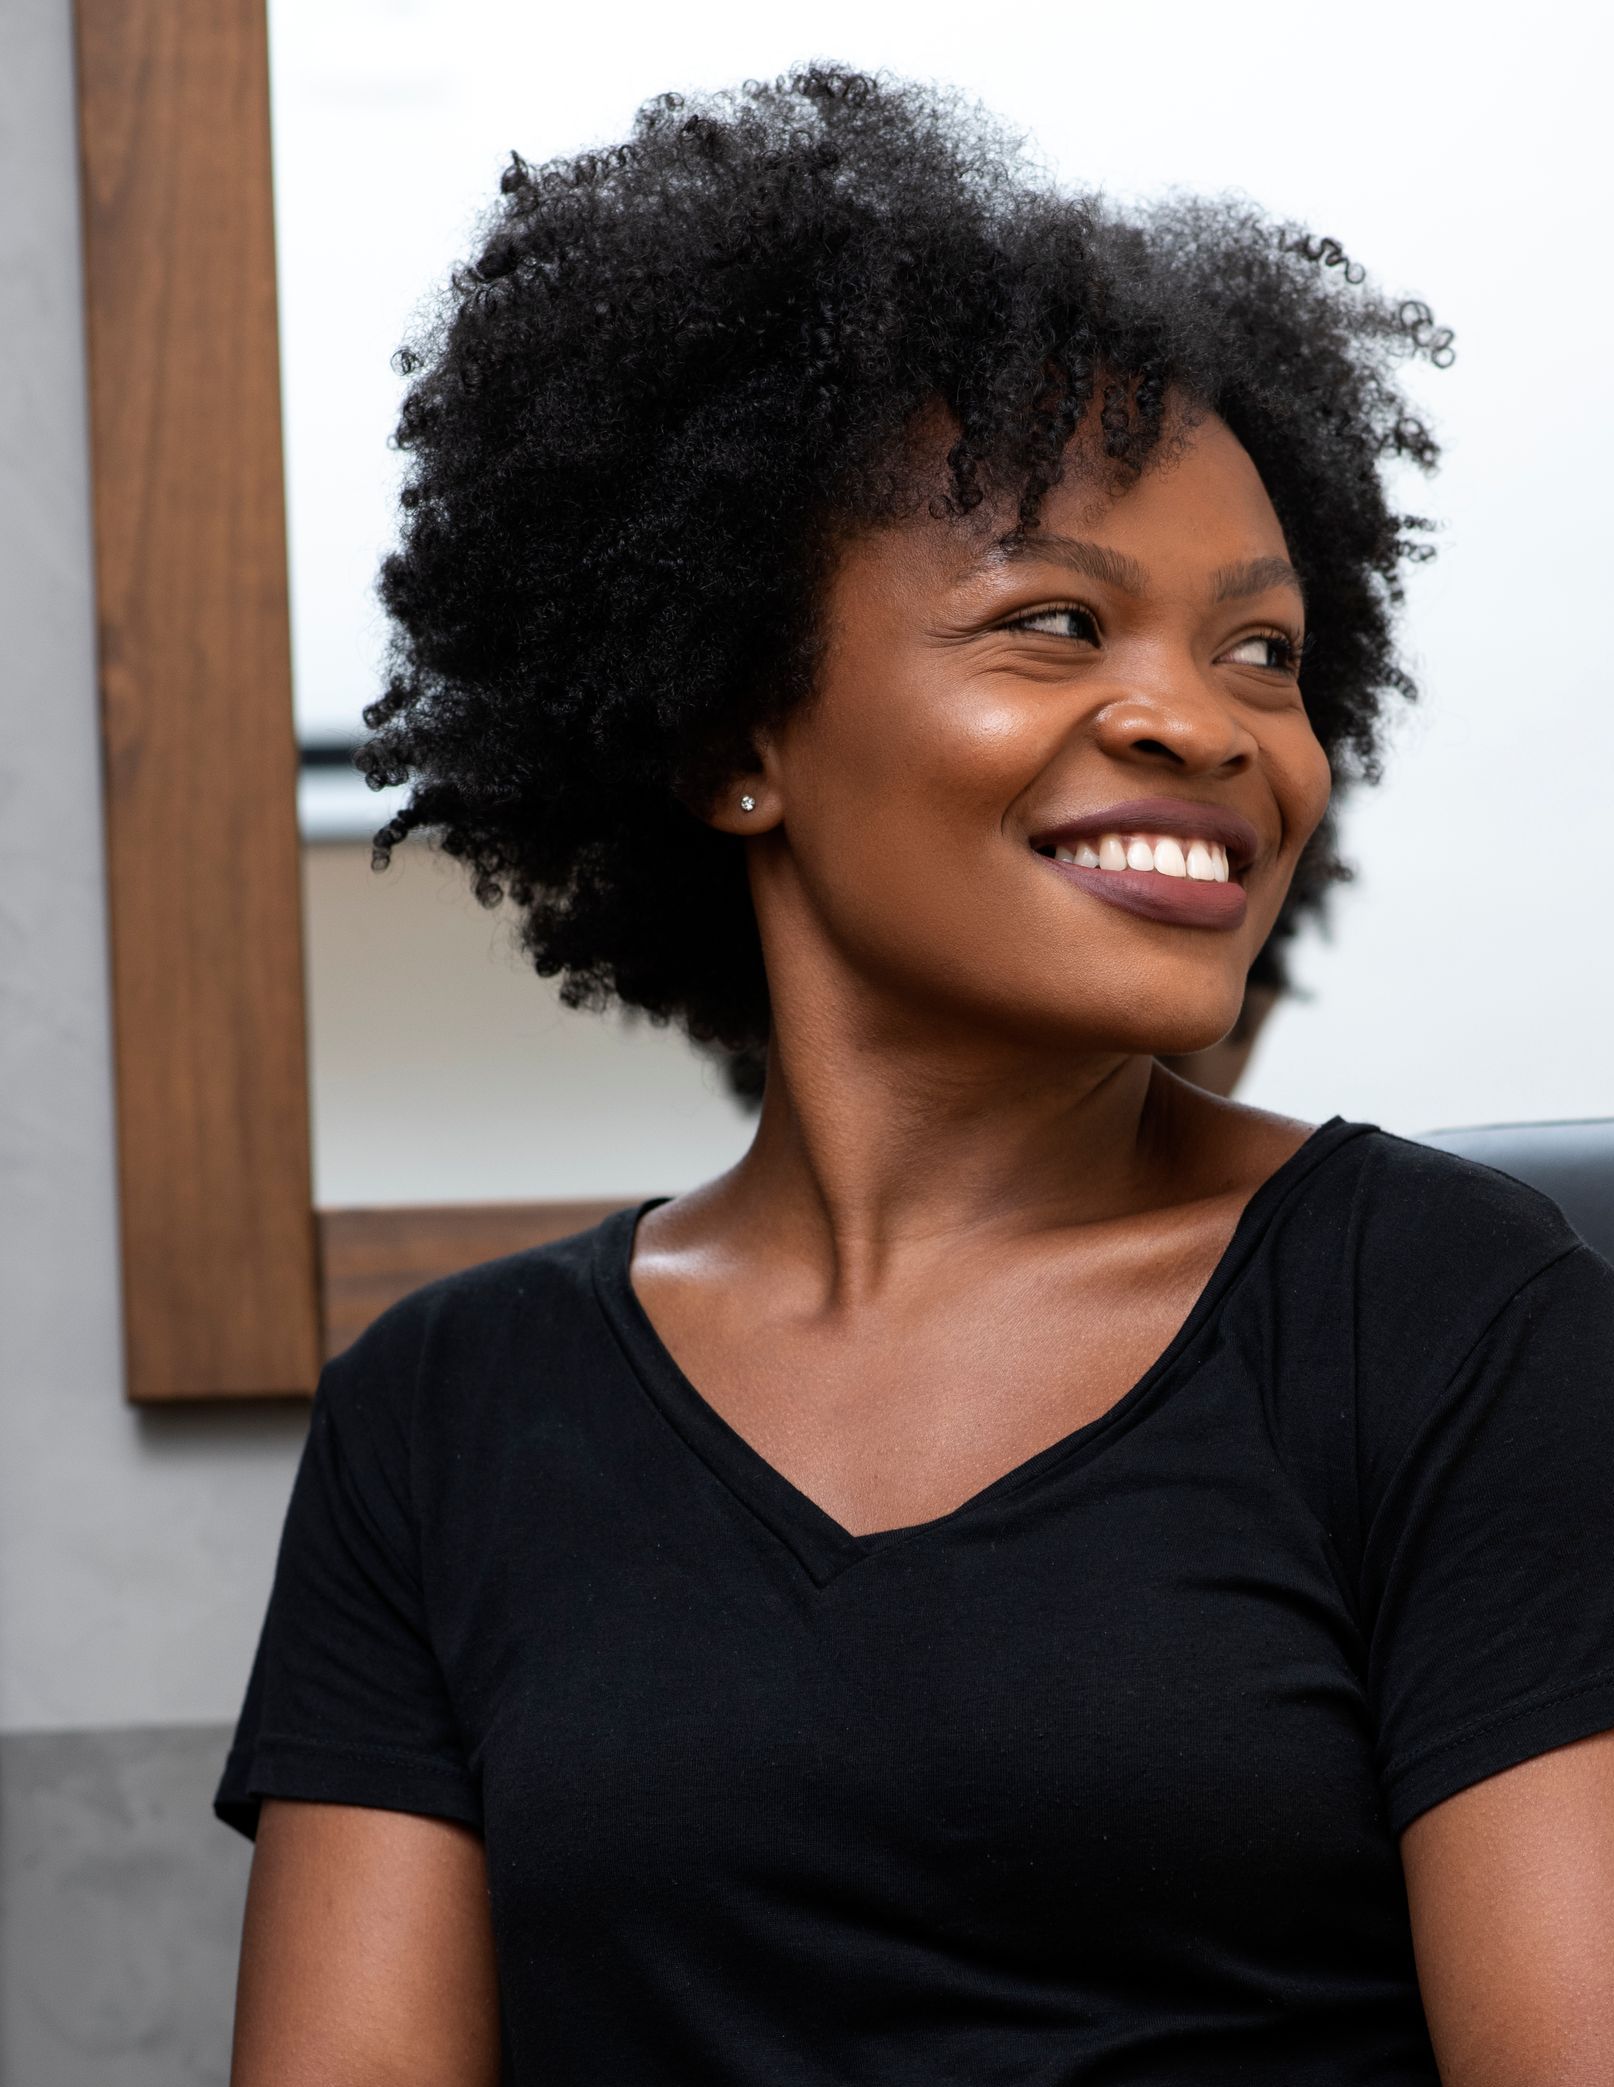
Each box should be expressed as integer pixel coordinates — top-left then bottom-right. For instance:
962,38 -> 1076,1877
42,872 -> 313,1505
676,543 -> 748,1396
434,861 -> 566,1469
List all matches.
1032,416 -> 1290,563
844,410 -> 1294,604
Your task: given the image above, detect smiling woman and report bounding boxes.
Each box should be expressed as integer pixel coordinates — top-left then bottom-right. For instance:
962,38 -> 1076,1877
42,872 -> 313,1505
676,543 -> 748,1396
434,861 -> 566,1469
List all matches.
216,65 -> 1614,2087
351,75 -> 1437,1067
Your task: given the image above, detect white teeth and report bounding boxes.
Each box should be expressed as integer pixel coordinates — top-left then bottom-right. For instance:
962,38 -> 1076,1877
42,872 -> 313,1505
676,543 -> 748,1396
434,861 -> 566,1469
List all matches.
1046,832 -> 1237,883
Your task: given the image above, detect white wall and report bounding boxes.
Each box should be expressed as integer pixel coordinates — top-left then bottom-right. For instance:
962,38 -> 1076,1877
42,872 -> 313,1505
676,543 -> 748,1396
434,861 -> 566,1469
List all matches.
271,0 -> 1614,1166
0,0 -> 308,1737
304,845 -> 751,1205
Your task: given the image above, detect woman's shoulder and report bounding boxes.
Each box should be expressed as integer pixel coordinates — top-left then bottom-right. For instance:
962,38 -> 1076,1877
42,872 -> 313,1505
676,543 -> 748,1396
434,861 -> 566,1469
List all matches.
1252,1114 -> 1600,1392
1317,1119 -> 1584,1267
1203,1088 -> 1581,1252
1190,1087 -> 1583,1294
1238,1119 -> 1613,1582
313,1203 -> 636,1450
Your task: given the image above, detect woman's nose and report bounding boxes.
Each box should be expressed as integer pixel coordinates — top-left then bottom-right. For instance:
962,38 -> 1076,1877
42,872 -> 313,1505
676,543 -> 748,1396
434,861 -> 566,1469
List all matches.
1089,676 -> 1257,776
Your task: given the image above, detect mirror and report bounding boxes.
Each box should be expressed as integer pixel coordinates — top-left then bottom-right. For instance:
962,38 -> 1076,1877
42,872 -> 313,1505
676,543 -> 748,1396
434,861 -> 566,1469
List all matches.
80,1 -> 1613,1394
268,0 -> 1613,1219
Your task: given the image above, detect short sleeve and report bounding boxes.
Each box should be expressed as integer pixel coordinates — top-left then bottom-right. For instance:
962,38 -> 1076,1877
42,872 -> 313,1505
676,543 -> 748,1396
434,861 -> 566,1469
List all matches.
1365,1242 -> 1614,1834
213,1323 -> 480,1841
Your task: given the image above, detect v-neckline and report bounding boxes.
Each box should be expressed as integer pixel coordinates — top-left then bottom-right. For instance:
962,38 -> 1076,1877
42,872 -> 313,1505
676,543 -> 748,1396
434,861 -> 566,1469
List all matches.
591,1116 -> 1372,1586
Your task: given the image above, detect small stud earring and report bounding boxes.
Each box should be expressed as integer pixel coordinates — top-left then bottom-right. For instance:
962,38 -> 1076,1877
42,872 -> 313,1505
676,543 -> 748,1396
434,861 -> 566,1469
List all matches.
739,794 -> 756,813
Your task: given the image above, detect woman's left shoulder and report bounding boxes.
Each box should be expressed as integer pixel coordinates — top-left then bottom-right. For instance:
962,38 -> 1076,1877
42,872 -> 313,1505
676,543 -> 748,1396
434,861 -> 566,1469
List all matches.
1340,1123 -> 1590,1277
1252,1117 -> 1609,1391
1203,1093 -> 1580,1268
1215,1093 -> 1585,1276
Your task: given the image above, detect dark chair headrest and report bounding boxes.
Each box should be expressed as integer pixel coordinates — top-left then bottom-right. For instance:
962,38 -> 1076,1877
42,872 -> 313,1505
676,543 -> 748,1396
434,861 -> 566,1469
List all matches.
1414,1119 -> 1614,1263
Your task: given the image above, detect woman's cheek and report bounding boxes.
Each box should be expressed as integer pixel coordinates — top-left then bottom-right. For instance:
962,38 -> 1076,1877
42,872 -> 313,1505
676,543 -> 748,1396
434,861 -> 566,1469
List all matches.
1265,711 -> 1331,836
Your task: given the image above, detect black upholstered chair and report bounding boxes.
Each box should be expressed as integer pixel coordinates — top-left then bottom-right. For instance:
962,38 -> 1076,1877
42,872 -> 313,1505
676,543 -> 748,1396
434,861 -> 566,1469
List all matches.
1414,1120 -> 1614,1262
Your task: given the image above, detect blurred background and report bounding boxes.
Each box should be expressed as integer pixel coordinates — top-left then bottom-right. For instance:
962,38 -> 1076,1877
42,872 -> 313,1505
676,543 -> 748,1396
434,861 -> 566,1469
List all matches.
3,0 -> 1610,2078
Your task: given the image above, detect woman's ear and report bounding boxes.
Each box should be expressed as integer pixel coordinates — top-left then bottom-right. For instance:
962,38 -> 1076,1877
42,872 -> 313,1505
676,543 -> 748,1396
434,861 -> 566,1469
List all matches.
694,733 -> 785,836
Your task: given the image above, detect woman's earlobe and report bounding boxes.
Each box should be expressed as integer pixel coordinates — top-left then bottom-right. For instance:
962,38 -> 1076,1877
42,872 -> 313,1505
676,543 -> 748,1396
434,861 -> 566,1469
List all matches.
706,781 -> 781,834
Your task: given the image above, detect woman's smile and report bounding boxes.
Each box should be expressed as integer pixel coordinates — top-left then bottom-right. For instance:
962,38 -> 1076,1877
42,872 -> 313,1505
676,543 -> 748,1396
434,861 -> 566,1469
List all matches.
1027,794 -> 1260,932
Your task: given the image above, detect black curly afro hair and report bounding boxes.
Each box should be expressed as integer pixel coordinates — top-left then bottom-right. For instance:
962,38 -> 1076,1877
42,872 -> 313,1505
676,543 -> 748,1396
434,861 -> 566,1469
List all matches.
358,64 -> 1450,1096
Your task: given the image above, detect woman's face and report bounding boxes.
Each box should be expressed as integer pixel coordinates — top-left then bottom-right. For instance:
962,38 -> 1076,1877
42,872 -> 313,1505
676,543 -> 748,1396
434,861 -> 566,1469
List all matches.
748,406 -> 1333,1061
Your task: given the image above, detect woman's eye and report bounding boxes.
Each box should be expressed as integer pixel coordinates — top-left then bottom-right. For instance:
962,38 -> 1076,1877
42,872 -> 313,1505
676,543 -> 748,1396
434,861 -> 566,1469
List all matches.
1223,631 -> 1300,672
1006,605 -> 1100,643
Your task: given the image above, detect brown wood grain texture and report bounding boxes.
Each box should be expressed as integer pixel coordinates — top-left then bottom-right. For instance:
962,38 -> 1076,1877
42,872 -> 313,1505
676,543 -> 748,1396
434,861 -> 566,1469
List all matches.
75,0 -> 322,1399
318,1203 -> 631,1363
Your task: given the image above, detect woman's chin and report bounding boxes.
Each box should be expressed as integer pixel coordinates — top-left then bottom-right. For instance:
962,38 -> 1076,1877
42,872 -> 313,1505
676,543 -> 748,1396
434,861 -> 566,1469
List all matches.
1082,1013 -> 1251,1067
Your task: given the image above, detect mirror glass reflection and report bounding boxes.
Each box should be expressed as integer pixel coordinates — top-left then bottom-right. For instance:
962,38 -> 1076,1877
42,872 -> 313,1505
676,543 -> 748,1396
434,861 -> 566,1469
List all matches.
268,0 -> 1613,1206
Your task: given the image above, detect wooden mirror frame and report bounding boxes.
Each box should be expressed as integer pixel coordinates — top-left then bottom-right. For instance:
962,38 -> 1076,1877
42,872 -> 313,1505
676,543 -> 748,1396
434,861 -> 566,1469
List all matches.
74,0 -> 621,1400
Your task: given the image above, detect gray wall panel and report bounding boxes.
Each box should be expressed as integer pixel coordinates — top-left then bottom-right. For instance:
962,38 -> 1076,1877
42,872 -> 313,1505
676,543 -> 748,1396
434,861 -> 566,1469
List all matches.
0,0 -> 308,1744
0,1726 -> 245,2087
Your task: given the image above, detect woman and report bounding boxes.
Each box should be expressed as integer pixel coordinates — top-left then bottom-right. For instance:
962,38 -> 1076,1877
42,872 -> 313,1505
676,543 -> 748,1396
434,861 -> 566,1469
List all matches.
218,68 -> 1614,2084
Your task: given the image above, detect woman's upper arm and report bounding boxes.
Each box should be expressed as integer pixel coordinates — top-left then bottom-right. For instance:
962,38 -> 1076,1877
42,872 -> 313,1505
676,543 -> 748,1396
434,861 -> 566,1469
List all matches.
1402,1728 -> 1614,2087
231,1798 -> 501,2087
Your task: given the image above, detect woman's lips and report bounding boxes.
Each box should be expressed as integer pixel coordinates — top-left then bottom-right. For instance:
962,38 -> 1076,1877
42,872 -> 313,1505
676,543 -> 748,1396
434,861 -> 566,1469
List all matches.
1029,796 -> 1261,873
1027,797 -> 1259,932
1038,853 -> 1249,930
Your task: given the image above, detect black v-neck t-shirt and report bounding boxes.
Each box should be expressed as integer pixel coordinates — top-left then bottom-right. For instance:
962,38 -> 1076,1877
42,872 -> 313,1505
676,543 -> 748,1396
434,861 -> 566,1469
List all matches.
217,1119 -> 1614,2082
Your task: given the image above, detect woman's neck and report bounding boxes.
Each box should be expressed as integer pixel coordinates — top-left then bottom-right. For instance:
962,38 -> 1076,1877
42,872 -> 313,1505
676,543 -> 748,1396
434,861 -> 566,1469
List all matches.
715,999 -> 1201,1305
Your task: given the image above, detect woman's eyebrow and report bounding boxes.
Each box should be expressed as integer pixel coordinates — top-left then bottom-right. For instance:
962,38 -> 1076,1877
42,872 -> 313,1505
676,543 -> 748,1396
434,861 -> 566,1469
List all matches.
987,533 -> 1150,594
985,535 -> 1304,608
1212,555 -> 1306,605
